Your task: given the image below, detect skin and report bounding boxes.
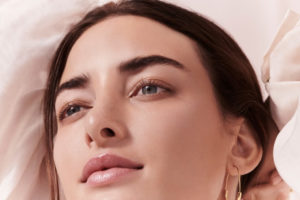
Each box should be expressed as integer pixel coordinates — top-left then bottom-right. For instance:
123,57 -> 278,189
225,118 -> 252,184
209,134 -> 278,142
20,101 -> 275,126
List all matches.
243,127 -> 291,200
54,15 -> 262,200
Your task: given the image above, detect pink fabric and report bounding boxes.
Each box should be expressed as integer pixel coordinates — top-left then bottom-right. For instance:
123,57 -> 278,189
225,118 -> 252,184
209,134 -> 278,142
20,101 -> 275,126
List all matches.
0,1 -> 97,199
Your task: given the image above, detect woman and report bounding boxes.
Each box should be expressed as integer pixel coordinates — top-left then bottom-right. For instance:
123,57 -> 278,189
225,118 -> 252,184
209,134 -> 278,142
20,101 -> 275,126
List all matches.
42,0 -> 290,199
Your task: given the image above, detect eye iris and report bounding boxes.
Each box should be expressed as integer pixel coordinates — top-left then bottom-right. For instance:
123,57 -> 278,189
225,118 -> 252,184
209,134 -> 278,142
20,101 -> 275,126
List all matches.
66,106 -> 80,116
142,85 -> 157,95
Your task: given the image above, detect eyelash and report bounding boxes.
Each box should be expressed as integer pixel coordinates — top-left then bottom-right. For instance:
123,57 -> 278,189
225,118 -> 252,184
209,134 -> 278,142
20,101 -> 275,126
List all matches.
129,79 -> 172,97
58,102 -> 92,122
58,79 -> 172,121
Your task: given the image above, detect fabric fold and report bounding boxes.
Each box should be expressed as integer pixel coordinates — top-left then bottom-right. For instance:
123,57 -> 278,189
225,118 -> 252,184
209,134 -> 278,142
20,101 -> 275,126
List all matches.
0,1 -> 99,199
262,10 -> 300,197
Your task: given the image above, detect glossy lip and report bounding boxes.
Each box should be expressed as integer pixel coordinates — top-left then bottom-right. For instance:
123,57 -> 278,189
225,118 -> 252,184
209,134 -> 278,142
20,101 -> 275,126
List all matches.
80,153 -> 144,187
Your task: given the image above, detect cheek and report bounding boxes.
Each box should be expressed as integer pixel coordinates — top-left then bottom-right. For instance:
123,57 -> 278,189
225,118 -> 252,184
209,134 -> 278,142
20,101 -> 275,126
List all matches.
53,125 -> 86,198
131,96 -> 228,198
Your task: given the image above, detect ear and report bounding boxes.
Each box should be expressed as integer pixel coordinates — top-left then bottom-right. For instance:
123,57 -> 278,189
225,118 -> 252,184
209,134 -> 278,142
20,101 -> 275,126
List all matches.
226,117 -> 263,176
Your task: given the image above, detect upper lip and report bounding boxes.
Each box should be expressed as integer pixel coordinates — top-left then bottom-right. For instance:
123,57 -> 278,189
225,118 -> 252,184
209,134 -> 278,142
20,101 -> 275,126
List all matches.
80,153 -> 144,183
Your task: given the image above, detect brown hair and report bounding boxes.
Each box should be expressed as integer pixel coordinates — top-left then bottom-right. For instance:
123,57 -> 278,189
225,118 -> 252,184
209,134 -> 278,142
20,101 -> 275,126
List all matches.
43,0 -> 275,199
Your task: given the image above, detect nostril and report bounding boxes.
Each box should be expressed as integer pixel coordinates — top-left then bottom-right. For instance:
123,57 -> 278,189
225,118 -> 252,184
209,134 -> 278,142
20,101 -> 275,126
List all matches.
100,128 -> 115,137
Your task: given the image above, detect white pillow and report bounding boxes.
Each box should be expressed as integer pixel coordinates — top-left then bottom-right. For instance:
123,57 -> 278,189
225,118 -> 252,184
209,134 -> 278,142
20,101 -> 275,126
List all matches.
0,0 -> 99,199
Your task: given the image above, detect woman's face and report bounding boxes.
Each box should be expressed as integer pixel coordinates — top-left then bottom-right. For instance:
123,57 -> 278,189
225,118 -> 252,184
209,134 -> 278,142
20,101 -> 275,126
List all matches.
54,15 -> 235,200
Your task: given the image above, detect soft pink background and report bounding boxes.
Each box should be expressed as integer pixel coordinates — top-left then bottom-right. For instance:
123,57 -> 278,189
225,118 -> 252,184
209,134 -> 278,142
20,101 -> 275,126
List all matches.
166,0 -> 300,95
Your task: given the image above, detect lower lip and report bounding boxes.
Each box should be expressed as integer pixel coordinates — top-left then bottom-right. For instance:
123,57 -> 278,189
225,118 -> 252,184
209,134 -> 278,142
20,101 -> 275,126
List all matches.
86,168 -> 141,187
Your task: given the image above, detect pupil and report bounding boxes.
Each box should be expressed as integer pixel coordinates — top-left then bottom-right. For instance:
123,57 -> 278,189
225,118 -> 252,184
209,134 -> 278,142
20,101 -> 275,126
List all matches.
142,85 -> 157,94
67,106 -> 80,116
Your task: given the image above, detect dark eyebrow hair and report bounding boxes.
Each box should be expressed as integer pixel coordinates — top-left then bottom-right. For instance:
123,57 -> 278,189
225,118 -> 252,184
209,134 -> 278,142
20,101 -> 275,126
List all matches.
55,55 -> 186,99
119,55 -> 187,73
56,74 -> 89,98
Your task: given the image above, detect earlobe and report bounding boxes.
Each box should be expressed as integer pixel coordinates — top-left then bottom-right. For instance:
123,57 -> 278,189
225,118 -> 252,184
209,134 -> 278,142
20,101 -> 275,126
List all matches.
227,118 -> 263,176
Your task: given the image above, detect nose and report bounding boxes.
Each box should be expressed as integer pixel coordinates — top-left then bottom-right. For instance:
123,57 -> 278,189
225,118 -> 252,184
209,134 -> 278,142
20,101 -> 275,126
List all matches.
85,102 -> 129,148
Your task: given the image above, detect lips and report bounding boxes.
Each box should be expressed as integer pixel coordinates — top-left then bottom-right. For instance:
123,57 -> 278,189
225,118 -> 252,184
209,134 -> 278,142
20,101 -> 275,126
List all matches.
80,153 -> 144,184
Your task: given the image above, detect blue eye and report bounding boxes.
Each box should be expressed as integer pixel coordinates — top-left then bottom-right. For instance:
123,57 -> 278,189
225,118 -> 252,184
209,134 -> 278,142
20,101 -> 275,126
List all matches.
58,103 -> 92,121
133,79 -> 170,97
141,85 -> 159,95
58,105 -> 82,121
66,105 -> 81,116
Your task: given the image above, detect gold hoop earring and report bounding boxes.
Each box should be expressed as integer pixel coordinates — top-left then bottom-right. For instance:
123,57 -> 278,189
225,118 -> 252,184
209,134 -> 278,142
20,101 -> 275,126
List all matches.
224,173 -> 229,200
235,166 -> 242,200
224,166 -> 242,200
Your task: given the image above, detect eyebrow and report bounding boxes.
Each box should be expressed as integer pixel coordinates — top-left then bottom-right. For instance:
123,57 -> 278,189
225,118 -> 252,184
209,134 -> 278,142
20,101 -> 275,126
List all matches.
56,74 -> 89,98
56,55 -> 186,98
119,55 -> 186,73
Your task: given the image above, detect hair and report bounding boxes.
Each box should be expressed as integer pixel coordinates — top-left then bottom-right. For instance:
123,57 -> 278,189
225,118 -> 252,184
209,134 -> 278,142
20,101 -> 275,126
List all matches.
43,0 -> 276,199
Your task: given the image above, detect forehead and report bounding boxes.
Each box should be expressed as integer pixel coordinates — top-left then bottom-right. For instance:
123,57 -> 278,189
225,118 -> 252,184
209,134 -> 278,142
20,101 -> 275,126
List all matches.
63,15 -> 203,81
